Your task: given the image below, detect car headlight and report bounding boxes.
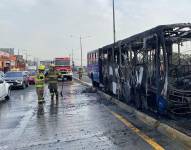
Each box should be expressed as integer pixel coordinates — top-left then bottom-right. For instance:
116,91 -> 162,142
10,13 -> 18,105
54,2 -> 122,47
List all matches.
16,80 -> 23,83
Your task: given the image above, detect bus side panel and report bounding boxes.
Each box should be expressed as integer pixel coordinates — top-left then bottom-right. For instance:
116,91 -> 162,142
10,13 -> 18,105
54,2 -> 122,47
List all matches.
87,51 -> 100,83
87,64 -> 99,82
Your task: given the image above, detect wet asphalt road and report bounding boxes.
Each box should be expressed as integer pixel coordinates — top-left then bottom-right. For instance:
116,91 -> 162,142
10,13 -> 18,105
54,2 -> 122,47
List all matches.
0,81 -> 186,150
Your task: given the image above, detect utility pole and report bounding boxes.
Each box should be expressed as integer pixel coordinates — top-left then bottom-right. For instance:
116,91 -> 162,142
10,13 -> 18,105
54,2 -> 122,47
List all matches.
22,49 -> 30,64
72,49 -> 74,68
112,0 -> 116,62
72,49 -> 74,63
113,0 -> 116,44
22,50 -> 27,63
80,36 -> 83,67
70,35 -> 91,67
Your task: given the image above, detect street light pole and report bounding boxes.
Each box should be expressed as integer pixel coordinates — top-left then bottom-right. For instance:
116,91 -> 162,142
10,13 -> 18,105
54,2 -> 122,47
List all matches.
22,50 -> 27,62
112,0 -> 116,65
72,49 -> 74,63
112,0 -> 116,63
70,35 -> 91,67
80,36 -> 83,67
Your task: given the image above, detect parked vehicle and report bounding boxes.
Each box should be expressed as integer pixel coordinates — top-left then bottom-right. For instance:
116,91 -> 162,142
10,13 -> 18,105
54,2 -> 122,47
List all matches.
87,23 -> 191,116
0,71 -> 5,78
23,71 -> 30,77
54,57 -> 73,81
0,76 -> 11,101
28,70 -> 36,84
4,71 -> 29,89
27,65 -> 37,71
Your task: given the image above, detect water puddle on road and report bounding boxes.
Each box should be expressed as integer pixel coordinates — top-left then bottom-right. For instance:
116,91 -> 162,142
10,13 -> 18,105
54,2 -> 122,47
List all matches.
82,87 -> 97,93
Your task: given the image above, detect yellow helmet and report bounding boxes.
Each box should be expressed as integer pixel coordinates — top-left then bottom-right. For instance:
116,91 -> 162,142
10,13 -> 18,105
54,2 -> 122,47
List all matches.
38,65 -> 45,71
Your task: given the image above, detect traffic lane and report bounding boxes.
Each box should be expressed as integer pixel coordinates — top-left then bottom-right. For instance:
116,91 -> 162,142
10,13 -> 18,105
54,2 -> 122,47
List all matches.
13,81 -> 155,150
0,81 -> 183,150
0,86 -> 38,148
102,101 -> 184,150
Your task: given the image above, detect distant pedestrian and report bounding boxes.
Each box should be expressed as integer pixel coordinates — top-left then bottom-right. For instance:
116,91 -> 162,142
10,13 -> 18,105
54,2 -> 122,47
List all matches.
78,67 -> 83,80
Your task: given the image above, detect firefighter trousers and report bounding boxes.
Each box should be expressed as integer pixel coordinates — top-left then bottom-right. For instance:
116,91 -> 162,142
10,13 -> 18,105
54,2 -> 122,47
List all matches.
49,84 -> 58,100
36,87 -> 44,102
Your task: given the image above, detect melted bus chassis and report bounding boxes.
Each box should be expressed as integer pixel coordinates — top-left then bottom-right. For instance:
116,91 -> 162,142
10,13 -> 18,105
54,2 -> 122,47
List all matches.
98,23 -> 191,116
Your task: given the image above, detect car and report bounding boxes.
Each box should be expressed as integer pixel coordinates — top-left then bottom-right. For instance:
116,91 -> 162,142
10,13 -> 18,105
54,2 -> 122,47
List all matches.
0,71 -> 5,78
4,71 -> 29,89
28,70 -> 36,84
23,71 -> 30,82
0,77 -> 11,101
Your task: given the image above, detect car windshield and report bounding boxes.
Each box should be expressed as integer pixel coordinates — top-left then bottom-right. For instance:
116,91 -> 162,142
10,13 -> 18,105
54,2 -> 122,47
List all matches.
5,72 -> 23,77
55,60 -> 70,66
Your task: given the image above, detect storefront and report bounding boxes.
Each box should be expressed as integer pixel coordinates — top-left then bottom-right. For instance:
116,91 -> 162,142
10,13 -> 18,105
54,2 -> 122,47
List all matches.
15,55 -> 26,71
9,55 -> 17,71
0,51 -> 10,72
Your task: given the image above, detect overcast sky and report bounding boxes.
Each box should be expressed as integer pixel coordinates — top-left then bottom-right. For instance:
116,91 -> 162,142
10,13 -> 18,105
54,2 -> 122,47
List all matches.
0,0 -> 191,65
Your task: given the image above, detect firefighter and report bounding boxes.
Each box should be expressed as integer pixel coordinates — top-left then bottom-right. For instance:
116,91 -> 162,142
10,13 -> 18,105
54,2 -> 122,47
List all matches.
35,65 -> 46,104
78,67 -> 83,80
47,64 -> 59,101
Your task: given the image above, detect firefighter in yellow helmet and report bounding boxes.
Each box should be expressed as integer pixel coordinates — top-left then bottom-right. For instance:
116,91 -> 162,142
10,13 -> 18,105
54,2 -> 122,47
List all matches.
35,65 -> 46,104
46,64 -> 59,101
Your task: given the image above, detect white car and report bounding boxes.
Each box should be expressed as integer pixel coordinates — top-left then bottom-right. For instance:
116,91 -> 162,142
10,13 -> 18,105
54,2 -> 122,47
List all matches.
0,77 -> 11,101
0,71 -> 4,78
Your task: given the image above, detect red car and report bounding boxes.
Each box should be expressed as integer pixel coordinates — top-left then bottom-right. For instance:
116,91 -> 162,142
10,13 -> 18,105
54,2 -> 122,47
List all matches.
28,71 -> 36,84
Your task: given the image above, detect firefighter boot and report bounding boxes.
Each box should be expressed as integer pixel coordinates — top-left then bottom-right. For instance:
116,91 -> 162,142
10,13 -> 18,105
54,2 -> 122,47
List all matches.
56,92 -> 59,101
56,95 -> 59,101
51,93 -> 54,100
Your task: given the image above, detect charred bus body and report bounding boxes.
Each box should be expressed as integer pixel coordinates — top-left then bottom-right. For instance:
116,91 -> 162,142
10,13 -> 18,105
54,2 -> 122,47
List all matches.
88,23 -> 191,116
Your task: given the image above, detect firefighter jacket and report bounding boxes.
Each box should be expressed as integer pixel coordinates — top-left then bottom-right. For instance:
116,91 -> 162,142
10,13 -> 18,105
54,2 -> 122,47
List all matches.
35,72 -> 45,88
46,70 -> 59,85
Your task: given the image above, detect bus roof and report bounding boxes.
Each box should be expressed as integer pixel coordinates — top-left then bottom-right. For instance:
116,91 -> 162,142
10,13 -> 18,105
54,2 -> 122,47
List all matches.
88,23 -> 191,53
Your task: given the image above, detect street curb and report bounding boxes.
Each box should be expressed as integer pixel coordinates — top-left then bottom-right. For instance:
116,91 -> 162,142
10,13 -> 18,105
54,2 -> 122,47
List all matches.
73,77 -> 92,87
73,77 -> 191,149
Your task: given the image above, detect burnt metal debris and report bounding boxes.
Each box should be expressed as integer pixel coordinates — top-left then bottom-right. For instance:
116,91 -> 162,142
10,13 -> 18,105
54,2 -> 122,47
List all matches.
96,23 -> 191,116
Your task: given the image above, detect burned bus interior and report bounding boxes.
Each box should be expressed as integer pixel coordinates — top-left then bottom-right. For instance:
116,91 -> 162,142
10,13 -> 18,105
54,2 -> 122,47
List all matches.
98,23 -> 191,116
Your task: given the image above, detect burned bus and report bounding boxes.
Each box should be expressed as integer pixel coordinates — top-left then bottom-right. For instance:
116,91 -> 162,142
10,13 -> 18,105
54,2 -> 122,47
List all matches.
88,23 -> 191,116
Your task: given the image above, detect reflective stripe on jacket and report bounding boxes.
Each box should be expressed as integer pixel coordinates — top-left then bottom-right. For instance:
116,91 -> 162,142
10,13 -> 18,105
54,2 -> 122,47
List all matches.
47,71 -> 59,84
35,73 -> 45,88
